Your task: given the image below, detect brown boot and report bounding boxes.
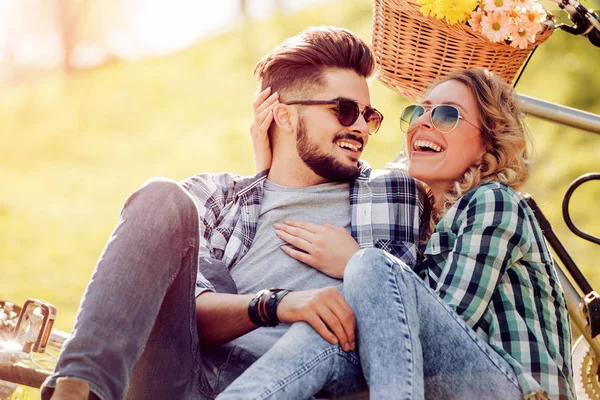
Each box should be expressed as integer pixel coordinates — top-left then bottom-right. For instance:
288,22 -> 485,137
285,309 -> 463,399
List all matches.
49,377 -> 90,400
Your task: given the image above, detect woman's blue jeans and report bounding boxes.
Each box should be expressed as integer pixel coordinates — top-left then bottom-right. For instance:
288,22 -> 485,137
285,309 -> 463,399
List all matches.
218,249 -> 522,400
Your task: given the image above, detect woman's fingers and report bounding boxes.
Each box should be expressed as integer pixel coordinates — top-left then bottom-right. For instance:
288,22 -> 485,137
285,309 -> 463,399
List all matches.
280,245 -> 312,264
259,109 -> 274,131
274,222 -> 316,241
275,228 -> 312,252
253,87 -> 272,112
283,220 -> 320,233
254,91 -> 280,116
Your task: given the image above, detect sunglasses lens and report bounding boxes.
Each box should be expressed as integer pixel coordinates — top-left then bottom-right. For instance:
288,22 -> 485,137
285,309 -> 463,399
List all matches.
431,105 -> 460,133
400,105 -> 424,133
364,107 -> 383,134
337,100 -> 359,126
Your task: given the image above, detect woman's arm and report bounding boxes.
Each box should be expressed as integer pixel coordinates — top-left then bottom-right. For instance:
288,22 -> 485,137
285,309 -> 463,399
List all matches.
251,87 -> 279,172
429,185 -> 531,328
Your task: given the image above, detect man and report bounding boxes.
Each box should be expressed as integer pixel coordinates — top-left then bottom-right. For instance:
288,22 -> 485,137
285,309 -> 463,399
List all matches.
43,26 -> 423,400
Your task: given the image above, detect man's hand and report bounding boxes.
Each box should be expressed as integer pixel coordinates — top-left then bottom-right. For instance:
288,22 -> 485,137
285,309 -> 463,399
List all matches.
274,220 -> 360,279
276,287 -> 355,352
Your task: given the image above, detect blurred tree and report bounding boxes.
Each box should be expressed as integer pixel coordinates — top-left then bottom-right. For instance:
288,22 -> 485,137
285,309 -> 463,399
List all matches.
0,0 -> 129,79
239,0 -> 283,20
55,0 -> 90,72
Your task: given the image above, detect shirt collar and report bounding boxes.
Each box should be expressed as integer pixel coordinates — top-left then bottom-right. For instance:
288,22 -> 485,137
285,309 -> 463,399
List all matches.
232,169 -> 268,198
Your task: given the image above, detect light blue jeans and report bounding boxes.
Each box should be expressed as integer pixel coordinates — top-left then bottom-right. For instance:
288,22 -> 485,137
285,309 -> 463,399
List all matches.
40,179 -> 255,400
218,249 -> 523,400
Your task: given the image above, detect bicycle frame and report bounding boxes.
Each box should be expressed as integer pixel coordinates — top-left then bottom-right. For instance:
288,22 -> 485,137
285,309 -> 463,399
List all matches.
519,94 -> 600,134
520,96 -> 600,359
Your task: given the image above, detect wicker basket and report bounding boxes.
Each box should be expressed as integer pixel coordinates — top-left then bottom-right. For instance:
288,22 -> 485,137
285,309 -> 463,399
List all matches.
372,0 -> 553,100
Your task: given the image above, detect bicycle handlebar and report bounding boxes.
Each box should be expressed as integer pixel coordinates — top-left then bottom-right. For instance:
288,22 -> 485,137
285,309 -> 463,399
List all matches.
548,0 -> 600,47
562,173 -> 600,245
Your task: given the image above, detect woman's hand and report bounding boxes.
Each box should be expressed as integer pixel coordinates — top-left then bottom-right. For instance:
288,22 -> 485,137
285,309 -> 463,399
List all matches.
274,220 -> 360,279
251,87 -> 279,173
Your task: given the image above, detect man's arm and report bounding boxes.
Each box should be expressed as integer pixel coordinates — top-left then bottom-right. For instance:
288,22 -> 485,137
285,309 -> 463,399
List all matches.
195,292 -> 255,347
195,288 -> 356,351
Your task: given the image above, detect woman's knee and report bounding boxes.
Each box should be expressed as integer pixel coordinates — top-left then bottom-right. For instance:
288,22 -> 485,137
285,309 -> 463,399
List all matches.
343,248 -> 414,303
344,249 -> 394,290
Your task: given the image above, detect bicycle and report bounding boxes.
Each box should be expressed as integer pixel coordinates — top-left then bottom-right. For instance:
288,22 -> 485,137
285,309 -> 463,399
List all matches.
0,0 -> 598,398
0,299 -> 68,398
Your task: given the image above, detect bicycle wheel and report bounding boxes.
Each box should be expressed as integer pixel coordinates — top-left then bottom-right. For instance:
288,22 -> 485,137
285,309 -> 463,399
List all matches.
573,335 -> 600,400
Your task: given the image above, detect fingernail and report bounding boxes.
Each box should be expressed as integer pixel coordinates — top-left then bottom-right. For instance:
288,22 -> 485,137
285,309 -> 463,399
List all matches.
273,223 -> 281,228
331,337 -> 338,344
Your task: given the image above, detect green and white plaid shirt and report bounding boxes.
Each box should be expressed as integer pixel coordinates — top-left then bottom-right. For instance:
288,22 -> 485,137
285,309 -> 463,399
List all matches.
417,182 -> 574,399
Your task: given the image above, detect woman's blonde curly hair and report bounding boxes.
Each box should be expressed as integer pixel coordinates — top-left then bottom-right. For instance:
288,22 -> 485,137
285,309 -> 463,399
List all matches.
424,69 -> 531,230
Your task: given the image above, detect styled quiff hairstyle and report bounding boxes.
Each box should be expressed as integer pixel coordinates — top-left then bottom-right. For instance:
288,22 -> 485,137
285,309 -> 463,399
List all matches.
432,69 -> 531,219
254,26 -> 376,100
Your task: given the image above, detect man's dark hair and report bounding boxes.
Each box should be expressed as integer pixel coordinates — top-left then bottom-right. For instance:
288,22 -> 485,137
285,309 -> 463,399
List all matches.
254,26 -> 376,100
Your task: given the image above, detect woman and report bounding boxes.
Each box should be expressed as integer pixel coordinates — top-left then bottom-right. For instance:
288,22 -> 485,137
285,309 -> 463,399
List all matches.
218,69 -> 574,399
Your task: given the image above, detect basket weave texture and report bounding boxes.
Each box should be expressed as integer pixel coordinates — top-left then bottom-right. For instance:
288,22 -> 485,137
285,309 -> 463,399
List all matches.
372,0 -> 553,100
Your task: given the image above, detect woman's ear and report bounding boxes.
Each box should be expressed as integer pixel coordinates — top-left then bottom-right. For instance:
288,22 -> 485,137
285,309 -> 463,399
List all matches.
273,104 -> 297,134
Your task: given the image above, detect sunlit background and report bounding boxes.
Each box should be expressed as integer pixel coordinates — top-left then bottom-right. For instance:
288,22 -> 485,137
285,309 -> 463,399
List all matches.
1,0 -> 599,396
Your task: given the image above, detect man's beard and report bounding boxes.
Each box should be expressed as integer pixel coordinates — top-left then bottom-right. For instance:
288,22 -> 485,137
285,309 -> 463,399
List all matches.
296,119 -> 361,183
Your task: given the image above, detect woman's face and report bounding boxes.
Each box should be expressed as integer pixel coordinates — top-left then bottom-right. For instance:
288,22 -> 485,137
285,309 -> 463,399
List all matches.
406,80 -> 487,193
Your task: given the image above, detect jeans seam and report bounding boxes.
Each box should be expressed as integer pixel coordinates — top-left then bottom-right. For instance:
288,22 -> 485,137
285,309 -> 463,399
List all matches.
387,260 -> 416,400
211,345 -> 238,398
256,346 -> 360,400
86,381 -> 109,400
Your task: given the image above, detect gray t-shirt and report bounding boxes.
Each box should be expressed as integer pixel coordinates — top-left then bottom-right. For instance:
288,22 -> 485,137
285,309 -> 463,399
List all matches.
228,179 -> 351,358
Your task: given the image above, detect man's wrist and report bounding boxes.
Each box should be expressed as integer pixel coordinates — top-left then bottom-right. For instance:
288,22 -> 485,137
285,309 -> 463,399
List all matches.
247,288 -> 291,327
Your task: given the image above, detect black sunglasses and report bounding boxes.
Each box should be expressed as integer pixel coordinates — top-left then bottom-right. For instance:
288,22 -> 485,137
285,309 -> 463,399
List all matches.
400,104 -> 480,134
285,99 -> 384,135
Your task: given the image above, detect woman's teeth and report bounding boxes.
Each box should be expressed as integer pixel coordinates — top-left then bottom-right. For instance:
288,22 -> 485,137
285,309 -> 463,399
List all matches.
413,140 -> 442,152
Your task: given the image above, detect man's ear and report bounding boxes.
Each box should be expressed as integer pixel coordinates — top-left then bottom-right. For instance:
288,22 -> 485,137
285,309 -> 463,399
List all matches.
273,104 -> 297,134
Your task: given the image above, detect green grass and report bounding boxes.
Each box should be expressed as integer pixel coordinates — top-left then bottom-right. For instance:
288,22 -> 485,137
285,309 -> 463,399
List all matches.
0,0 -> 599,395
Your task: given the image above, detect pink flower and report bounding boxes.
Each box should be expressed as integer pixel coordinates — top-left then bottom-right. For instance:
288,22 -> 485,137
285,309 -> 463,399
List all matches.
482,0 -> 514,13
469,9 -> 485,33
481,11 -> 512,42
508,24 -> 537,48
519,2 -> 546,29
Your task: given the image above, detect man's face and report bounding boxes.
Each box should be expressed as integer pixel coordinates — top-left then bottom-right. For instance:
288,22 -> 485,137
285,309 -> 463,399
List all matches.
291,69 -> 373,182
